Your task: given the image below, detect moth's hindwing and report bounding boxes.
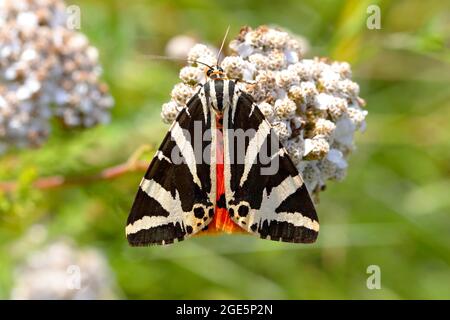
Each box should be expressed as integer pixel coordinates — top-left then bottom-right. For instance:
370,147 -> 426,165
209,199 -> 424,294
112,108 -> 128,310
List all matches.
126,94 -> 215,246
223,90 -> 319,243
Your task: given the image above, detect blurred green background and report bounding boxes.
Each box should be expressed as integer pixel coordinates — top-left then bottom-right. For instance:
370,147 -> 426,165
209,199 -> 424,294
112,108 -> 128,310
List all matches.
1,0 -> 449,299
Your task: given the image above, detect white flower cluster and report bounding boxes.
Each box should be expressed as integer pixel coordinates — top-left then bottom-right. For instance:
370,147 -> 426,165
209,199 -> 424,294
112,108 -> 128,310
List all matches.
161,26 -> 367,201
0,0 -> 114,154
11,240 -> 117,299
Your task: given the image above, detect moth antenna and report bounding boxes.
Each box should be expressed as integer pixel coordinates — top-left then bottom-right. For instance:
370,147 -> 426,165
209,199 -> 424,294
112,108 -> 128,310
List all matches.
138,54 -> 213,69
216,25 -> 230,66
193,60 -> 214,69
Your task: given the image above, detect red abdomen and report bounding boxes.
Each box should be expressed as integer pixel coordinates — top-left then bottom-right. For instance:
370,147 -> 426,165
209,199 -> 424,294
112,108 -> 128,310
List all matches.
199,115 -> 242,235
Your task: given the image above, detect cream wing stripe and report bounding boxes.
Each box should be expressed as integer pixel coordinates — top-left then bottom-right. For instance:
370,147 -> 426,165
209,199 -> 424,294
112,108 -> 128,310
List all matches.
155,150 -> 172,163
239,120 -> 271,187
209,114 -> 217,205
209,80 -> 217,109
250,175 -> 319,232
230,89 -> 239,124
126,178 -> 184,235
223,107 -> 234,201
171,121 -> 202,188
222,80 -> 230,110
199,90 -> 209,124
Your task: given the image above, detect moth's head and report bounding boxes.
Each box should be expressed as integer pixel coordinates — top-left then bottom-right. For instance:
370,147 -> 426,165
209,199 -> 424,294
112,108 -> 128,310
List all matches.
206,65 -> 226,80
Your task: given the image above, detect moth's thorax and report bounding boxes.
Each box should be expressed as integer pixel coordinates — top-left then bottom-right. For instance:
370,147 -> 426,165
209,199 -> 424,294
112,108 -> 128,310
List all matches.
208,73 -> 226,80
202,79 -> 237,113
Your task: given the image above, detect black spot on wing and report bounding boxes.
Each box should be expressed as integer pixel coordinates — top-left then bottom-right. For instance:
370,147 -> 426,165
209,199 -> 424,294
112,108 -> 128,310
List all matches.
238,205 -> 249,217
194,207 -> 205,219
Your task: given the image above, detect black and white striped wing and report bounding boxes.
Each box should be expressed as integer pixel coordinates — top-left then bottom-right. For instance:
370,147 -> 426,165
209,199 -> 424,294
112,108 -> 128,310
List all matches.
223,91 -> 319,243
126,94 -> 216,245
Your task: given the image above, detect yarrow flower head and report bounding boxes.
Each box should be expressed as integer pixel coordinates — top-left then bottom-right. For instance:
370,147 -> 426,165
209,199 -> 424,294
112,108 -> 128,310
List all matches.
0,0 -> 114,154
162,26 -> 367,202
